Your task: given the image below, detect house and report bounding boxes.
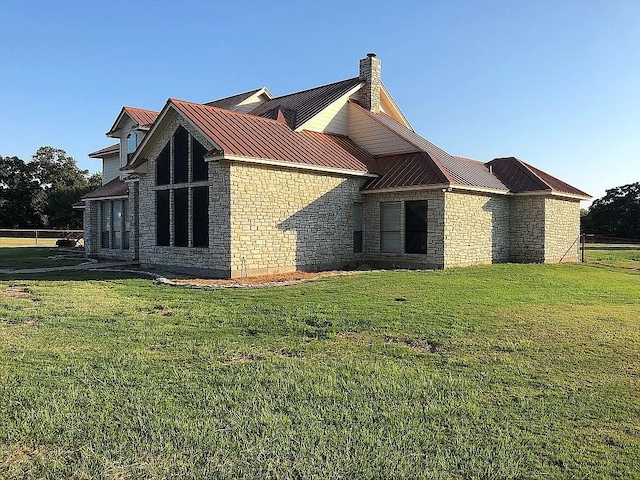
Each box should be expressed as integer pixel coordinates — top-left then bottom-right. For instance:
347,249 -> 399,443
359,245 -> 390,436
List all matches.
82,53 -> 590,277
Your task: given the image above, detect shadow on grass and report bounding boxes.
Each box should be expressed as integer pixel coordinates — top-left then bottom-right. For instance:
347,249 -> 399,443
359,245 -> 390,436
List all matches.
0,270 -> 151,282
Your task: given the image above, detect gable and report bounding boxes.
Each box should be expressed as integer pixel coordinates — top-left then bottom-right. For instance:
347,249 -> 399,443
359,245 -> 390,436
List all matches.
295,84 -> 361,135
348,101 -> 417,156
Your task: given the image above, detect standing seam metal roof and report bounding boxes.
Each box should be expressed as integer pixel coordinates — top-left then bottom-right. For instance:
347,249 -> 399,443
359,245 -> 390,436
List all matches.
350,102 -> 509,191
160,99 -> 378,173
250,77 -> 362,129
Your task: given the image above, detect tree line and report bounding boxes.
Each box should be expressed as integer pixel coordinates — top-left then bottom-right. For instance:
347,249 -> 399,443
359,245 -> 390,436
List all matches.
0,147 -> 101,229
581,182 -> 640,239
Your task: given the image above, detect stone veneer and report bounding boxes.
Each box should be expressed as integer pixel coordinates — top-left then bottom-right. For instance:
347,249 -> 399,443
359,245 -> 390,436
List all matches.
544,197 -> 581,262
229,163 -> 366,278
362,190 -> 445,269
135,115 -> 232,276
443,191 -> 510,267
509,196 -> 545,263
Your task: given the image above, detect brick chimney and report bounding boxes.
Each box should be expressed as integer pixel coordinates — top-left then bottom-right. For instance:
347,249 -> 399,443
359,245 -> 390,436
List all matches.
359,53 -> 381,112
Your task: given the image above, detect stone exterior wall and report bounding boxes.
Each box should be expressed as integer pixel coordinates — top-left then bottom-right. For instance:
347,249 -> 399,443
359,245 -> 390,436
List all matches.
83,201 -> 99,257
362,190 -> 445,269
136,114 -> 232,277
544,197 -> 581,262
509,195 -> 546,263
228,163 -> 366,277
444,191 -> 510,267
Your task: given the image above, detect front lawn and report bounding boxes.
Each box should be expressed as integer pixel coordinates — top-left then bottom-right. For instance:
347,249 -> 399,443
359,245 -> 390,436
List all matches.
0,246 -> 87,270
0,264 -> 638,479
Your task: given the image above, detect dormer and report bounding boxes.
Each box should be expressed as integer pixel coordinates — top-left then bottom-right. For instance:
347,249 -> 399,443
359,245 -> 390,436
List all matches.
106,106 -> 159,170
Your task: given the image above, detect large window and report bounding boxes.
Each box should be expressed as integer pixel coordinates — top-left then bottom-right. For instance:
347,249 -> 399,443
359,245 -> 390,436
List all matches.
173,126 -> 189,184
353,203 -> 363,253
193,186 -> 209,247
380,202 -> 401,253
192,138 -> 208,182
405,200 -> 427,254
101,199 -> 129,250
174,188 -> 189,247
155,126 -> 210,247
156,191 -> 170,246
156,144 -> 170,186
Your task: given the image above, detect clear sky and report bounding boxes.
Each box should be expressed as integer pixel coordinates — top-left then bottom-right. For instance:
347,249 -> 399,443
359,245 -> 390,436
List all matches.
1,0 -> 638,204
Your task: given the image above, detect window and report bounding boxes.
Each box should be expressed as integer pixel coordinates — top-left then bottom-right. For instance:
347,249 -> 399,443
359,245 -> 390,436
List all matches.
123,200 -> 130,250
100,199 -> 129,250
155,126 -> 211,247
111,200 -> 123,249
127,131 -> 137,155
405,200 -> 427,254
156,144 -> 170,186
192,138 -> 208,182
173,126 -> 189,183
353,203 -> 363,253
380,202 -> 401,253
193,186 -> 209,247
156,190 -> 170,246
101,201 -> 111,248
174,188 -> 188,247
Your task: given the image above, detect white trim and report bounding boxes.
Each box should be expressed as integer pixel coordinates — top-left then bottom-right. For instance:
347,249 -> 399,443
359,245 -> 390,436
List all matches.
380,84 -> 412,129
72,204 -> 86,210
449,184 -> 511,195
361,183 -> 510,195
361,183 -> 451,194
514,190 -> 590,200
206,153 -> 378,178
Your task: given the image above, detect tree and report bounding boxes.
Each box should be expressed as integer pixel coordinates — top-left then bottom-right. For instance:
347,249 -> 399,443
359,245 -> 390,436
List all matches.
0,155 -> 44,227
581,182 -> 640,239
0,147 -> 101,229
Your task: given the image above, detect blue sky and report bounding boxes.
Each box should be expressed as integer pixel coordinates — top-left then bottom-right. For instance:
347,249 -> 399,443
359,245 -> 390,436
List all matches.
1,0 -> 638,204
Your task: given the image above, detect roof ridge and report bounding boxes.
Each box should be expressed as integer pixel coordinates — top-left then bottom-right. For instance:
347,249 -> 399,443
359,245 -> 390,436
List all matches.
169,98 -> 289,127
205,88 -> 262,105
454,155 -> 485,165
123,106 -> 159,114
266,77 -> 361,102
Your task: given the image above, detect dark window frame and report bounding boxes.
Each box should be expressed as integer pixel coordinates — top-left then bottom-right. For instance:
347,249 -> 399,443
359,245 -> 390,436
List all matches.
405,200 -> 428,254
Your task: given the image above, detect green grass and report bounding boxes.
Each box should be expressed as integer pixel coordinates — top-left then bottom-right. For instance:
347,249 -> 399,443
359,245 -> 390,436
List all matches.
585,245 -> 640,268
0,246 -> 86,269
0,263 -> 638,479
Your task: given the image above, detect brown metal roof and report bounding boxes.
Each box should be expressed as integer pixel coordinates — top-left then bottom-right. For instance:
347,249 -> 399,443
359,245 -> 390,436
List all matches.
488,157 -> 590,197
350,102 -> 509,191
124,107 -> 158,128
205,88 -> 263,110
131,99 -> 378,174
250,78 -> 362,129
362,152 -> 450,191
88,143 -> 119,158
82,177 -> 128,200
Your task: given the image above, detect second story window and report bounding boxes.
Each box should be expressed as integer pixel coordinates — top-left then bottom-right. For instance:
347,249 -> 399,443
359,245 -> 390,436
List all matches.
127,131 -> 137,156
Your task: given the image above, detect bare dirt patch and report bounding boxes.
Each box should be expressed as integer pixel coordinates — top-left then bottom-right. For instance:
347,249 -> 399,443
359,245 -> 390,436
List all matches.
386,336 -> 439,354
0,286 -> 34,300
162,270 -> 365,288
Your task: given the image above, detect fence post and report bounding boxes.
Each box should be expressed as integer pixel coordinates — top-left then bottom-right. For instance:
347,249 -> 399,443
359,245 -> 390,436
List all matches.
581,234 -> 586,262
35,230 -> 38,245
